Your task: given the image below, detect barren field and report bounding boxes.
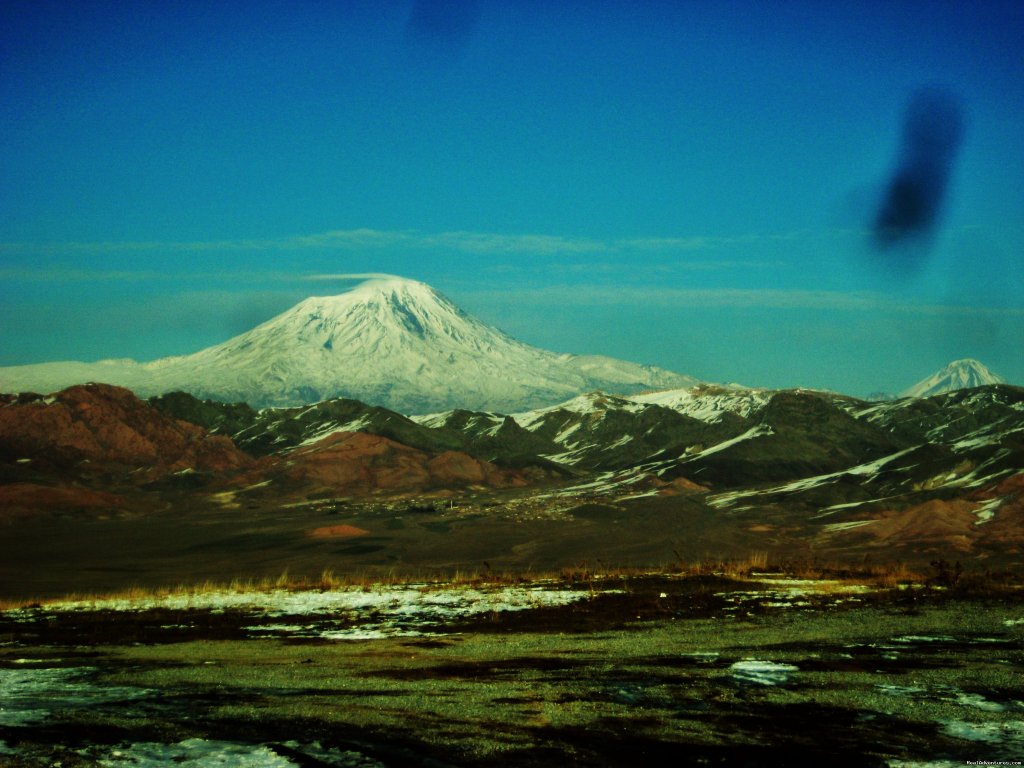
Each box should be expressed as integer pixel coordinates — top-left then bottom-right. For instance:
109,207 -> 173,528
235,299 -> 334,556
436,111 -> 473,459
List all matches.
3,484 -> 1005,602
2,574 -> 1023,766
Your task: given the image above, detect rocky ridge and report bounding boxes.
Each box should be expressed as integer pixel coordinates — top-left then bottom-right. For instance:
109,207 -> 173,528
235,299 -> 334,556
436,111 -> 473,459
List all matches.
2,380 -> 1022,564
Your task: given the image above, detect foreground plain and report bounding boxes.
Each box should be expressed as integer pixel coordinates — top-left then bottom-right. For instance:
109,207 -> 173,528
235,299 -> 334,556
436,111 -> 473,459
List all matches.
2,574 -> 1023,766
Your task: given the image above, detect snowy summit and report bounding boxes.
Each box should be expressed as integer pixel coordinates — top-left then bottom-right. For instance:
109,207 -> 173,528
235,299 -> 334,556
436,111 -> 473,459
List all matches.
0,277 -> 697,413
900,358 -> 1006,399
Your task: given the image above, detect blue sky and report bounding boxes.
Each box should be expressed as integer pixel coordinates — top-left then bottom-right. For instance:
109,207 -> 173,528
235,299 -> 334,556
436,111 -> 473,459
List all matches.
2,0 -> 1022,397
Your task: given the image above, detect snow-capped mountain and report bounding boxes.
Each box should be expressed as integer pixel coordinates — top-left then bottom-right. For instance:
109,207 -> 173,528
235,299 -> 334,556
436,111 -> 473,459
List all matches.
0,277 -> 698,413
901,359 -> 1005,399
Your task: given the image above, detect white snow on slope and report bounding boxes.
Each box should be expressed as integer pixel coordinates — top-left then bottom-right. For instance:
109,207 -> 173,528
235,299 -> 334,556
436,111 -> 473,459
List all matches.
512,391 -> 647,430
708,446 -> 920,508
629,386 -> 772,422
410,410 -> 456,428
681,424 -> 773,459
296,416 -> 372,447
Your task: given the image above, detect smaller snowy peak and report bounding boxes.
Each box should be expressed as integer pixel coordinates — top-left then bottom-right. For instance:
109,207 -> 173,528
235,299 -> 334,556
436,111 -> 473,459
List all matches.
628,384 -> 772,423
901,359 -> 1005,399
511,390 -> 645,430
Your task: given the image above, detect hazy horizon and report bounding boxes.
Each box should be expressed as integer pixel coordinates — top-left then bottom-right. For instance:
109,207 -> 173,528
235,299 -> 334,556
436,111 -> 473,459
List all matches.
2,1 -> 1022,397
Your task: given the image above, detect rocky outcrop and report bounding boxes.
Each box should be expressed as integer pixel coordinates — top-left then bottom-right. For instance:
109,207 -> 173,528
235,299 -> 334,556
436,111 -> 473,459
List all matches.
0,385 -> 560,517
0,384 -> 252,481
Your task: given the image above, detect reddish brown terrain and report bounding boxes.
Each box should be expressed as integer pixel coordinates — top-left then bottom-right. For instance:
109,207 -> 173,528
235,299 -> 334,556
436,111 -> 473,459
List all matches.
0,384 -> 553,506
0,384 -> 251,481
277,432 -> 546,494
0,483 -> 129,519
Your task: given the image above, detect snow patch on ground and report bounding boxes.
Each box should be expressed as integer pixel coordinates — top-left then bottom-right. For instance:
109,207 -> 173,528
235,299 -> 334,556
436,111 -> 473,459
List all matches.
93,738 -> 386,767
892,635 -> 957,644
8,585 -> 591,640
941,719 -> 1024,745
0,666 -> 149,727
717,579 -> 872,613
98,739 -> 295,767
729,659 -> 798,686
954,692 -> 1007,712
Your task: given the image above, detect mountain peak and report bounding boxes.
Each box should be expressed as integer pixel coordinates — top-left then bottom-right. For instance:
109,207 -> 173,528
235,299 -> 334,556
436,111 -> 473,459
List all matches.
321,275 -> 436,303
266,277 -> 485,353
296,276 -> 444,313
0,276 -> 698,413
901,358 -> 1005,398
350,274 -> 431,291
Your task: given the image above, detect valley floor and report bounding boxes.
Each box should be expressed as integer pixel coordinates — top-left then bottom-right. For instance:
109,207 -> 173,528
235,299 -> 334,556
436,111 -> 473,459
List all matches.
5,484 -> 1015,603
2,575 -> 1023,766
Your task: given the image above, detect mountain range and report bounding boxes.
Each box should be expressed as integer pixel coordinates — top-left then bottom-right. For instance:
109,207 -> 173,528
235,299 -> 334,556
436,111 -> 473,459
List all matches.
1,277 -> 1020,585
0,277 -> 1009,411
0,277 -> 695,413
3,378 -> 1022,574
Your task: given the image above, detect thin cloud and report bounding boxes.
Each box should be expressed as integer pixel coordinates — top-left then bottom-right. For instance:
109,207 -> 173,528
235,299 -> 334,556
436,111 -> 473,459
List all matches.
422,231 -> 607,255
0,227 -> 799,259
283,230 -> 416,250
467,286 -> 880,310
302,272 -> 403,282
0,266 -> 305,284
0,229 -> 413,256
0,267 -> 176,282
543,259 -> 788,275
0,224 -> 1003,261
464,285 -> 1024,316
617,232 -> 804,251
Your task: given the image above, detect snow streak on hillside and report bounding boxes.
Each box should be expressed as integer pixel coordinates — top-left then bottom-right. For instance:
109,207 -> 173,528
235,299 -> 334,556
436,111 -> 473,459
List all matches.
629,385 -> 773,422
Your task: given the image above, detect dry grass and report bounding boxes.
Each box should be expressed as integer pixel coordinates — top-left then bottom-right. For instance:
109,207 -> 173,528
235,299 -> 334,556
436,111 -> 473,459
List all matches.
2,555 -> 1020,611
666,553 -> 930,588
0,567 -> 541,610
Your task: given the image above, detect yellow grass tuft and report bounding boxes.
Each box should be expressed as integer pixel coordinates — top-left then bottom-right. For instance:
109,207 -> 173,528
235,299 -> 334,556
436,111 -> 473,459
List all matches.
2,556 -> 1021,611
